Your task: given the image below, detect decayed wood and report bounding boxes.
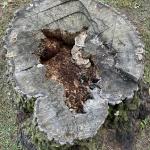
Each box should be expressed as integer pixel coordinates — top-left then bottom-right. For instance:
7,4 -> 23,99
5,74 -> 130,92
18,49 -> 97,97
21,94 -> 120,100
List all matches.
4,0 -> 144,146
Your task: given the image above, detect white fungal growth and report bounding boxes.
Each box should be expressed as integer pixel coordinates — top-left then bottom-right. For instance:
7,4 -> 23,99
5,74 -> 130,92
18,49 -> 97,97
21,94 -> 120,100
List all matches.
71,31 -> 91,68
75,31 -> 88,47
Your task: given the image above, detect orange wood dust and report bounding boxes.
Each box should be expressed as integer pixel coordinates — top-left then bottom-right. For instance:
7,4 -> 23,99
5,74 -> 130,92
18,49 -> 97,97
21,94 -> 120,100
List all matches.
39,29 -> 96,113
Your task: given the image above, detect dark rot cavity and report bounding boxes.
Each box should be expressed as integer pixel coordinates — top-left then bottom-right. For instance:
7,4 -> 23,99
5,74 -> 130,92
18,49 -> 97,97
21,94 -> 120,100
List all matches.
37,29 -> 96,113
40,38 -> 60,61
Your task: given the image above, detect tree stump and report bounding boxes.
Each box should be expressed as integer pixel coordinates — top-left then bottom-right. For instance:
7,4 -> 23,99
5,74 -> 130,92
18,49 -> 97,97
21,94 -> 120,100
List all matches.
4,0 -> 144,149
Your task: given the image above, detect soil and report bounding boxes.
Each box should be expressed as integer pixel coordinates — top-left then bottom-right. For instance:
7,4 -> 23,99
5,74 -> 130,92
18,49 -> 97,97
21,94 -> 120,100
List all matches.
39,29 -> 97,113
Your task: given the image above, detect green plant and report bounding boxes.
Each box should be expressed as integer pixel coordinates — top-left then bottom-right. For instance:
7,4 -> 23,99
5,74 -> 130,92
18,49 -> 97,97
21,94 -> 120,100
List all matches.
140,117 -> 150,130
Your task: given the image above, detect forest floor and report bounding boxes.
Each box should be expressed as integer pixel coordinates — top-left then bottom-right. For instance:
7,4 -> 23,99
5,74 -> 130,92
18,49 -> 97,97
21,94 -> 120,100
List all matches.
0,0 -> 149,149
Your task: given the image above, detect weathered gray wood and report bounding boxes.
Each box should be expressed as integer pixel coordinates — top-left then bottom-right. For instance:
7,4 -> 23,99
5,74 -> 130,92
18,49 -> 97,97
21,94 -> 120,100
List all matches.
4,0 -> 144,146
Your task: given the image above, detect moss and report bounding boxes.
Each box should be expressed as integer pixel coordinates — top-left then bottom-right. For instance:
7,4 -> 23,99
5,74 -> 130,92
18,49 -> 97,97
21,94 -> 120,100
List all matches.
106,103 -> 128,127
20,116 -> 105,150
106,92 -> 141,129
128,93 -> 140,111
0,1 -> 32,149
16,95 -> 36,114
143,31 -> 150,83
21,118 -> 64,150
140,116 -> 150,130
